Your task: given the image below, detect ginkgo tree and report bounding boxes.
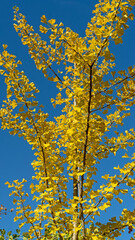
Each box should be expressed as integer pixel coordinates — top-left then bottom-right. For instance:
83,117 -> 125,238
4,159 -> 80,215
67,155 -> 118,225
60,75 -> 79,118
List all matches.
0,0 -> 135,239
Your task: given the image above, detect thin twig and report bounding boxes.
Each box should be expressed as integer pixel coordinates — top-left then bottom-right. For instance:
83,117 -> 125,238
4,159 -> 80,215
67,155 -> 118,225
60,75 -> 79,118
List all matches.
84,165 -> 135,220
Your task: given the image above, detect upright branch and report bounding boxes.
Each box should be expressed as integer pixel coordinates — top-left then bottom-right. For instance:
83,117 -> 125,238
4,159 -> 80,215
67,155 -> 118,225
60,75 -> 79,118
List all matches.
79,66 -> 93,239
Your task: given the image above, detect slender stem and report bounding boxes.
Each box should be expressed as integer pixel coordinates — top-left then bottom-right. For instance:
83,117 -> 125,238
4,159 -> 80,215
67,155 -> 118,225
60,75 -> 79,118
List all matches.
93,73 -> 135,98
90,92 -> 135,114
72,63 -> 79,240
79,66 -> 93,240
84,166 -> 135,220
102,224 -> 129,237
18,189 -> 41,239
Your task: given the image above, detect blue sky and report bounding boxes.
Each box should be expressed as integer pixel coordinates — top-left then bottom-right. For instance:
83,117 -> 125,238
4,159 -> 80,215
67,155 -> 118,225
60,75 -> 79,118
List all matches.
0,0 -> 135,238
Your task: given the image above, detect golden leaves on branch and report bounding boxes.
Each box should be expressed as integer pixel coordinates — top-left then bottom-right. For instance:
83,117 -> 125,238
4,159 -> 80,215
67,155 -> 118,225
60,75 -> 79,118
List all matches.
0,0 -> 135,239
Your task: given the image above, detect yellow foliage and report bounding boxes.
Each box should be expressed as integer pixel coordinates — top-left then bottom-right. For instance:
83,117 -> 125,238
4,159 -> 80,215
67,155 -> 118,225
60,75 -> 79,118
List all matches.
1,0 -> 135,239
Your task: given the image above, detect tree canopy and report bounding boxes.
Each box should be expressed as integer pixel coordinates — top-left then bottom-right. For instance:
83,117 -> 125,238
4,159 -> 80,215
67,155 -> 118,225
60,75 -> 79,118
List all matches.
0,0 -> 135,239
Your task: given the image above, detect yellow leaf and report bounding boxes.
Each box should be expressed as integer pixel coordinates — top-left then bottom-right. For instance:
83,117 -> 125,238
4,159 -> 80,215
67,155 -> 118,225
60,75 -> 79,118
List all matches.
67,128 -> 74,136
117,27 -> 124,37
114,37 -> 123,45
102,109 -> 108,114
13,180 -> 19,184
13,199 -> 17,204
0,70 -> 5,75
59,22 -> 64,27
5,181 -> 10,185
41,15 -> 47,23
99,202 -> 110,210
128,13 -> 134,20
115,197 -> 123,204
44,143 -> 50,147
111,71 -> 116,77
22,178 -> 27,183
102,174 -> 110,180
131,153 -> 135,159
48,19 -> 56,25
19,106 -> 24,112
106,193 -> 113,201
14,216 -> 20,222
77,171 -> 85,176
122,153 -> 130,158
39,25 -> 48,34
12,100 -> 17,109
46,187 -> 53,191
3,44 -> 8,50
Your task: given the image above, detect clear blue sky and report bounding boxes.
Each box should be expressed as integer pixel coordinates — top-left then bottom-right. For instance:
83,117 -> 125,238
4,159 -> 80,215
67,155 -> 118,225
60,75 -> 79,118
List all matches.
0,0 -> 135,238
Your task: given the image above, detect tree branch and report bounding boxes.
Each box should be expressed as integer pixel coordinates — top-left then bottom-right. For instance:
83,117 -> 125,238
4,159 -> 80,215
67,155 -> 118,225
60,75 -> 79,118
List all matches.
84,165 -> 135,220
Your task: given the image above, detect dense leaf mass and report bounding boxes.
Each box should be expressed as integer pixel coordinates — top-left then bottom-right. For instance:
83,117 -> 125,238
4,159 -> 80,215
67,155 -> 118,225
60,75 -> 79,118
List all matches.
0,0 -> 135,239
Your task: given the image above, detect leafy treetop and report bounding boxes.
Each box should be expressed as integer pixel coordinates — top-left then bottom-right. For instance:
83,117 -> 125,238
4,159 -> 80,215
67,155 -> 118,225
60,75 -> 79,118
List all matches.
0,0 -> 135,239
